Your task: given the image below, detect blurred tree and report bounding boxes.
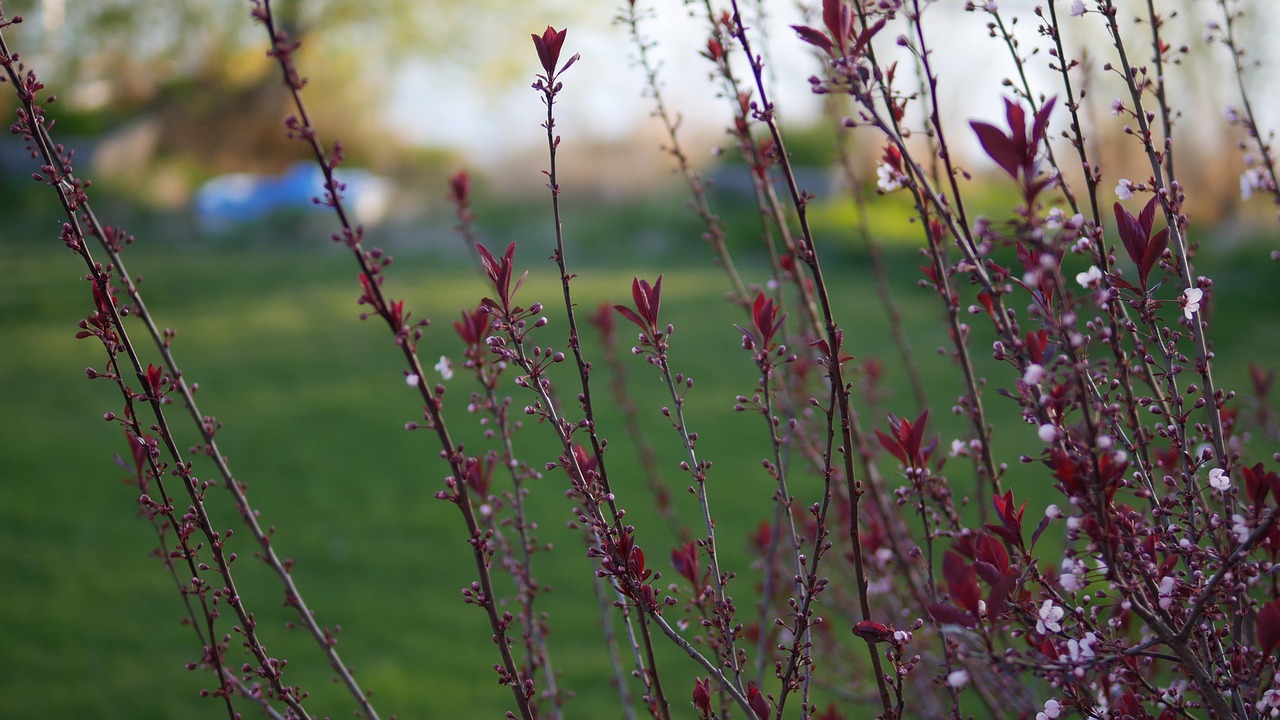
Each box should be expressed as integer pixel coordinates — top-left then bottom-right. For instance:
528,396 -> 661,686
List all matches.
3,0 -> 601,182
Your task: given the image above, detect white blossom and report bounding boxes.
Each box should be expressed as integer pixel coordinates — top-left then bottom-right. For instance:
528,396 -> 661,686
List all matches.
1037,600 -> 1065,634
1110,98 -> 1124,116
1257,688 -> 1280,715
435,356 -> 454,381
405,373 -> 419,387
1060,570 -> 1083,593
1076,265 -> 1103,288
1038,423 -> 1058,443
1037,698 -> 1063,720
877,163 -> 905,193
1208,466 -> 1231,491
1182,287 -> 1204,319
1232,514 -> 1251,543
1115,179 -> 1134,199
1067,632 -> 1098,661
1060,558 -> 1083,591
1024,364 -> 1046,386
947,669 -> 970,688
1158,575 -> 1176,610
1258,675 -> 1280,714
1161,680 -> 1189,705
1069,0 -> 1086,16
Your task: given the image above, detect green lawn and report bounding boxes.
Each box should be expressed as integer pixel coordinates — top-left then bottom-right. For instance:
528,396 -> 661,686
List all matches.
2,196 -> 1278,718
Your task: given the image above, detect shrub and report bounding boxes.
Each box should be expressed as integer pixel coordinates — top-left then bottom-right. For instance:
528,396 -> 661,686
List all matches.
4,0 -> 1280,718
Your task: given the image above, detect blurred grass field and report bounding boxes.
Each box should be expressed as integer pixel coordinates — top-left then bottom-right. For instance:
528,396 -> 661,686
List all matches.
2,187 -> 1278,718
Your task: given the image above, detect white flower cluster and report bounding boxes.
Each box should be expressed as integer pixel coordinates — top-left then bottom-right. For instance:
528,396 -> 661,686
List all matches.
1060,557 -> 1084,592
876,162 -> 906,193
1066,631 -> 1097,662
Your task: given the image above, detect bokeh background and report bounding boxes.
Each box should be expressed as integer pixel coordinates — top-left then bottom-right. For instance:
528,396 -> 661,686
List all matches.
2,0 -> 1279,717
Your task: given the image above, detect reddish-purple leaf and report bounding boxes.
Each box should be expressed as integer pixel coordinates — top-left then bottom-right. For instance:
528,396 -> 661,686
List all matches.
1004,98 -> 1029,160
815,704 -> 844,720
1113,197 -> 1167,290
971,96 -> 1056,201
747,682 -> 771,719
985,523 -> 1022,549
124,429 -> 148,484
1251,363 -> 1277,399
589,300 -> 615,337
973,559 -> 1002,588
144,363 -> 165,398
851,619 -> 892,643
476,241 -> 525,311
875,427 -> 907,466
992,489 -> 1026,539
927,602 -> 977,628
453,307 -> 490,350
1143,227 -> 1170,284
636,276 -> 662,328
692,678 -> 711,715
532,26 -> 567,76
615,275 -> 663,339
791,24 -> 833,54
943,550 -> 981,616
986,569 -> 1019,617
910,409 -> 930,462
671,541 -> 702,588
822,0 -> 843,45
613,305 -> 647,335
1032,96 -> 1057,147
1244,462 -> 1280,509
1030,512 -> 1054,550
747,292 -> 785,351
970,121 -> 1019,179
975,533 -> 1011,575
448,170 -> 470,208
